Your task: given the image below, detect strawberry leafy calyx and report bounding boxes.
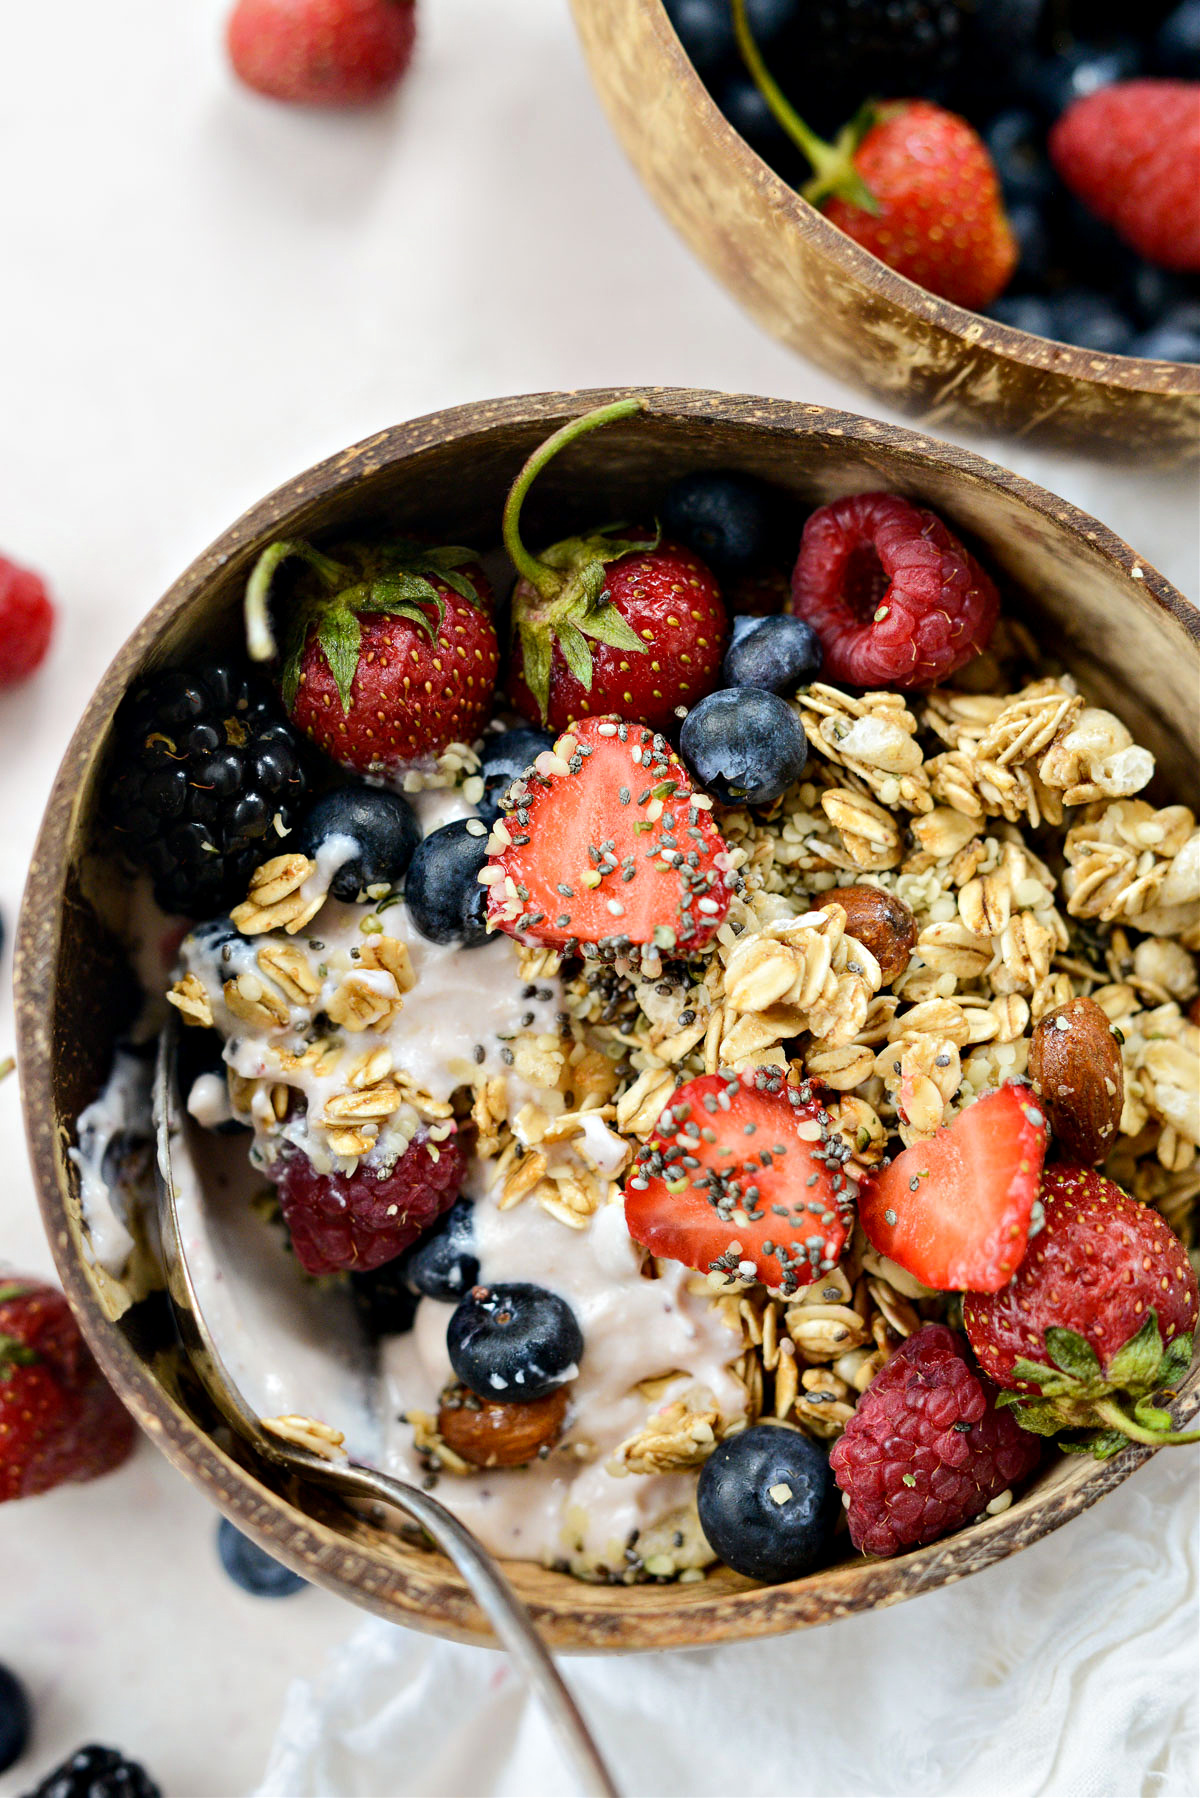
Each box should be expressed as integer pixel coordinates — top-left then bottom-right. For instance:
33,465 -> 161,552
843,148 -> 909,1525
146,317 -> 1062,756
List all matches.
996,1310 -> 1199,1458
512,523 -> 660,724
243,537 -> 486,714
0,1333 -> 40,1383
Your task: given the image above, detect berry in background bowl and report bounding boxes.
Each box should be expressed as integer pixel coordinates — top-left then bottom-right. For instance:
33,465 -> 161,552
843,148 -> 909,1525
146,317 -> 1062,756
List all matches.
571,2 -> 1200,457
17,389 -> 1200,1651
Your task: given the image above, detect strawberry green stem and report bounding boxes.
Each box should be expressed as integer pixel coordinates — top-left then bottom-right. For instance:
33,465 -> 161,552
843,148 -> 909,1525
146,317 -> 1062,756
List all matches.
1092,1397 -> 1200,1447
730,0 -> 880,214
502,398 -> 646,600
244,539 -> 346,664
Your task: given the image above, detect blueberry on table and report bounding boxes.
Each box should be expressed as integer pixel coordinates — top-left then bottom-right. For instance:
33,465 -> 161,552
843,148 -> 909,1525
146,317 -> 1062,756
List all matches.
448,1283 -> 583,1402
217,1518 -> 308,1597
1154,0 -> 1200,76
298,786 -> 420,902
404,818 -> 490,947
399,1197 -> 479,1301
697,1423 -> 838,1583
26,1743 -> 163,1798
1047,290 -> 1134,354
660,470 -> 780,578
477,727 -> 554,824
0,1663 -> 30,1775
680,687 -> 808,808
722,613 -> 822,694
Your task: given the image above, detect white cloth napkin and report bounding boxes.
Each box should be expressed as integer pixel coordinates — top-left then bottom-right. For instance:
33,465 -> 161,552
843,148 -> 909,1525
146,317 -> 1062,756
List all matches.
256,1450 -> 1199,1798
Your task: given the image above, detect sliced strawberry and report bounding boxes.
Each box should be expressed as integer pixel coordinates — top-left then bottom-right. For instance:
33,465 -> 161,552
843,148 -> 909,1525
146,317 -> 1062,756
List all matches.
858,1084 -> 1048,1293
484,715 -> 734,956
623,1070 -> 855,1294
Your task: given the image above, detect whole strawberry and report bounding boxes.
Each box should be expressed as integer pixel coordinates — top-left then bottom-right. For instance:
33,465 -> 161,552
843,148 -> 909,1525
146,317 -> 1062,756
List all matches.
503,399 -> 728,734
227,0 -> 416,107
244,537 -> 498,777
1050,81 -> 1200,275
0,553 -> 55,687
0,1278 -> 136,1501
829,1323 -> 1041,1557
731,1 -> 1016,310
963,1167 -> 1200,1458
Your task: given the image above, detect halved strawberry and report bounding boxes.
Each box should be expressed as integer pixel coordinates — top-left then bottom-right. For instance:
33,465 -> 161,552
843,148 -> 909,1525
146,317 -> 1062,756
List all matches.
623,1069 -> 855,1294
483,715 -> 734,956
858,1084 -> 1048,1293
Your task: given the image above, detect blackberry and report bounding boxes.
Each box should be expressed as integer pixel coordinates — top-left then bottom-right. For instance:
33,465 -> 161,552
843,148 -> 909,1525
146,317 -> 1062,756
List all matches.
803,0 -> 970,104
106,661 -> 306,917
26,1743 -> 162,1798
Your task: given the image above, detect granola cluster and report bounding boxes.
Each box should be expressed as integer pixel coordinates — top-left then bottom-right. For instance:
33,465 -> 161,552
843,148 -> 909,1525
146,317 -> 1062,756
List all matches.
167,627 -> 1199,1581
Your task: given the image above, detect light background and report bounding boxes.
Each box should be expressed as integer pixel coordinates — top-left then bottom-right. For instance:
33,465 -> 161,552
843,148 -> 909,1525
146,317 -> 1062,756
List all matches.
0,2 -> 1196,1793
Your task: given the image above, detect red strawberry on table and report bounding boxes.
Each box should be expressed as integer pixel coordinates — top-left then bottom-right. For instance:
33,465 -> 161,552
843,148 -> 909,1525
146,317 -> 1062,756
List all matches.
731,1 -> 1016,310
0,553 -> 55,687
789,491 -> 1000,689
963,1166 -> 1200,1457
830,1323 -> 1041,1557
503,399 -> 729,734
227,0 -> 416,108
244,536 -> 498,777
857,1084 -> 1048,1293
623,1069 -> 855,1294
482,714 -> 734,956
0,1277 -> 136,1501
1050,81 -> 1200,275
272,1130 -> 467,1276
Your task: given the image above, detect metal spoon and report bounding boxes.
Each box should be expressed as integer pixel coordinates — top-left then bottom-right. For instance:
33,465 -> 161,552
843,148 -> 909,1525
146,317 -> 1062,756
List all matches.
153,1019 -> 618,1798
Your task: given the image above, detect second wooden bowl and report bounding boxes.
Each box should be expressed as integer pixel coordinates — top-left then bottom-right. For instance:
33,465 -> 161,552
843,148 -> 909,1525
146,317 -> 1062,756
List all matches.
16,389 -> 1200,1650
571,0 -> 1200,461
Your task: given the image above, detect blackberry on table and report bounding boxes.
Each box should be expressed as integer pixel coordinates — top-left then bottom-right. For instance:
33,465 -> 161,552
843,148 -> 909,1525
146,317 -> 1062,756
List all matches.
25,1743 -> 162,1798
106,661 -> 306,917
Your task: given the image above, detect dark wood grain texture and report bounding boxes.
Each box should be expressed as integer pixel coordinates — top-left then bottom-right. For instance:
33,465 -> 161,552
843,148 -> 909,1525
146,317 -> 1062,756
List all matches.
15,389 -> 1200,1651
570,0 -> 1200,461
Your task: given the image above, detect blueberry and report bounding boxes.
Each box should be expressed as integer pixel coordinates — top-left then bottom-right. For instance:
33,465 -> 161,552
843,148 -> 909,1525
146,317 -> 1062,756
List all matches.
983,110 -> 1053,203
1008,199 -> 1054,290
1048,289 -> 1135,353
1019,37 -> 1143,119
1121,262 -> 1198,326
478,727 -> 554,825
989,293 -> 1056,335
0,1663 -> 30,1775
660,470 -> 780,577
350,1261 -> 418,1336
299,786 -> 420,903
398,1197 -> 479,1301
661,0 -> 733,71
1129,322 -> 1200,362
1154,0 -> 1200,75
697,1423 -> 838,1583
217,1518 -> 307,1597
448,1282 -> 583,1402
404,819 -> 490,948
722,614 -> 822,693
680,688 -> 808,808
714,73 -> 790,152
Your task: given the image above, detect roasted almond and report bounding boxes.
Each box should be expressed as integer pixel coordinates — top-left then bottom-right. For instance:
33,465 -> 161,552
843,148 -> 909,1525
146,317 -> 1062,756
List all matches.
1028,996 -> 1124,1164
823,885 -> 917,986
437,1384 -> 568,1468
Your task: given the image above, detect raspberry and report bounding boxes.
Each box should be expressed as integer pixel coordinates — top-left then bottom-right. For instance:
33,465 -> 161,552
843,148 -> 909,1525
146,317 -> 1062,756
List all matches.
788,493 -> 999,689
272,1132 -> 466,1276
0,553 -> 55,686
829,1324 -> 1040,1557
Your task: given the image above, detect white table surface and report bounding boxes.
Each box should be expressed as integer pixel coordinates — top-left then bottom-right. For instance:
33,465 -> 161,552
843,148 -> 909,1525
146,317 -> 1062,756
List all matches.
0,2 -> 1197,1794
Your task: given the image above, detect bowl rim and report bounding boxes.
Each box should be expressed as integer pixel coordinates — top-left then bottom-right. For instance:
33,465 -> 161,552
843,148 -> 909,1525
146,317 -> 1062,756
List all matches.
15,385 -> 1200,1651
628,0 -> 1200,400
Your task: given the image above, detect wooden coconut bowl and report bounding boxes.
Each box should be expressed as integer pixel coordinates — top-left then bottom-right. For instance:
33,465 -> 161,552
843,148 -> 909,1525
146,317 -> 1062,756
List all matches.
16,389 -> 1200,1650
570,0 -> 1200,462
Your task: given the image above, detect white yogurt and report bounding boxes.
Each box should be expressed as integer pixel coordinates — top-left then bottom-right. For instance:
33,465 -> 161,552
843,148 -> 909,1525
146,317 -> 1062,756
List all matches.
69,1049 -> 154,1275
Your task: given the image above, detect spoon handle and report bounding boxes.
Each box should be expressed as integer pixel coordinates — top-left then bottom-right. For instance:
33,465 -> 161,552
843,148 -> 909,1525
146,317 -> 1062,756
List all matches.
320,1458 -> 620,1798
